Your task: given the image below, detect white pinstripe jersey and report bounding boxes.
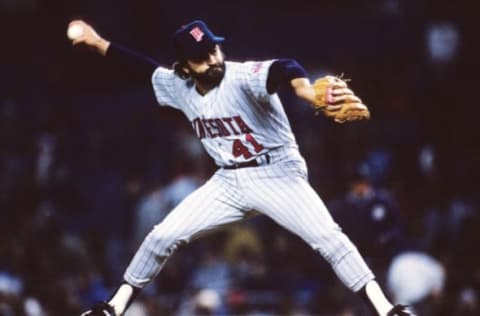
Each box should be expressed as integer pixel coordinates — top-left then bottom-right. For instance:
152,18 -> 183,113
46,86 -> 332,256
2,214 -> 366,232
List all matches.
151,60 -> 299,167
127,61 -> 376,295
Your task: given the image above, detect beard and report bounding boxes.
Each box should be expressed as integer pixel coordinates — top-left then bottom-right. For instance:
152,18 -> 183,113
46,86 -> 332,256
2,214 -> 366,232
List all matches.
189,62 -> 226,88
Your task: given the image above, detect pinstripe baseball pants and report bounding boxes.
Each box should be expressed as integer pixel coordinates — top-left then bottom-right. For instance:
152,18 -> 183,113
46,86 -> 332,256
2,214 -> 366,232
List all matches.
124,153 -> 374,292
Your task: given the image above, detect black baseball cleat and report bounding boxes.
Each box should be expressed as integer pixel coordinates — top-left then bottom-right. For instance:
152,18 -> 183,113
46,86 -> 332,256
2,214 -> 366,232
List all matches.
80,301 -> 116,316
386,304 -> 416,316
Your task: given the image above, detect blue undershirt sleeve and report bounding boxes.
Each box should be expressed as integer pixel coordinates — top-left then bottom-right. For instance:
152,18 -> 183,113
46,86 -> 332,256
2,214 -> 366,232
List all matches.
105,43 -> 161,86
266,59 -> 308,94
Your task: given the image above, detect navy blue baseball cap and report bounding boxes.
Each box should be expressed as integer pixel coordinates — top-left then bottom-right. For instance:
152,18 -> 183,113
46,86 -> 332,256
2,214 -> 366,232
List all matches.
173,20 -> 225,61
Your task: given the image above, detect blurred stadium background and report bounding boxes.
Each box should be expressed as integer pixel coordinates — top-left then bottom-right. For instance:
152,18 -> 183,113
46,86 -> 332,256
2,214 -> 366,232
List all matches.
0,0 -> 478,315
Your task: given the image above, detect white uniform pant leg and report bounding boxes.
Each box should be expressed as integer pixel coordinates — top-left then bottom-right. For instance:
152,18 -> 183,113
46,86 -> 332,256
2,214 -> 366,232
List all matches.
242,162 -> 375,291
124,171 -> 245,288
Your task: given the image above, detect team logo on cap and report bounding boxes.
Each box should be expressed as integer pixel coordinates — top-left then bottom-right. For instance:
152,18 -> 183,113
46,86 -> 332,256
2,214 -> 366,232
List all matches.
189,27 -> 204,42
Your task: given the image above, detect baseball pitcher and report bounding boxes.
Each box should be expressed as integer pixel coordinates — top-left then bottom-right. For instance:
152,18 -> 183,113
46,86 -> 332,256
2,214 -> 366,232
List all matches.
67,19 -> 414,316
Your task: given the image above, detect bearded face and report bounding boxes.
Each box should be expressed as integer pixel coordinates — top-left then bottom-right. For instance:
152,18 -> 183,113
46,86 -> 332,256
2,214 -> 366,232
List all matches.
188,61 -> 226,88
182,45 -> 226,90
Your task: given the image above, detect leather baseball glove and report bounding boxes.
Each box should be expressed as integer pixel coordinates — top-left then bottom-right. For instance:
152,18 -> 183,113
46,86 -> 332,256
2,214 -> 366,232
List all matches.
312,75 -> 370,123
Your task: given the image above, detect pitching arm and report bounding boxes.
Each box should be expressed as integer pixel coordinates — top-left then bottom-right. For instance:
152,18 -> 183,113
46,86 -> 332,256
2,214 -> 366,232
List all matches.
68,20 -> 110,55
67,20 -> 160,84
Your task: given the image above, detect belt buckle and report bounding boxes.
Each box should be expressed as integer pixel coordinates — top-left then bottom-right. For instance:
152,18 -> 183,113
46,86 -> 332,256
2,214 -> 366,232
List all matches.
225,153 -> 270,170
256,153 -> 270,166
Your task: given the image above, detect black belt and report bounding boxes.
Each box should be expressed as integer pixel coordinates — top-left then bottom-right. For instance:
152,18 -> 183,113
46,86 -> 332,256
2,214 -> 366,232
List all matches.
223,154 -> 270,169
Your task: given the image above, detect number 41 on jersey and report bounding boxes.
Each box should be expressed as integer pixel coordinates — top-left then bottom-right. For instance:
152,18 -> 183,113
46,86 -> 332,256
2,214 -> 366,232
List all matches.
232,133 -> 264,159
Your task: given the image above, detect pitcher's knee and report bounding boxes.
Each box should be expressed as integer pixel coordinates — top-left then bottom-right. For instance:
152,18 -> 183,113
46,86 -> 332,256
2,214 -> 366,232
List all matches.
144,224 -> 186,258
312,228 -> 357,265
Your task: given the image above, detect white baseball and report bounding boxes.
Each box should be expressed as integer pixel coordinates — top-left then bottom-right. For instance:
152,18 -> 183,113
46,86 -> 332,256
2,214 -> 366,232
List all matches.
67,24 -> 84,40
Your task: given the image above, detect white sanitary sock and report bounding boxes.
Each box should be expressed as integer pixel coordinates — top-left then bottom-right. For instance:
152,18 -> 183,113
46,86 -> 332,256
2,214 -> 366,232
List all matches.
108,283 -> 134,315
365,280 -> 394,315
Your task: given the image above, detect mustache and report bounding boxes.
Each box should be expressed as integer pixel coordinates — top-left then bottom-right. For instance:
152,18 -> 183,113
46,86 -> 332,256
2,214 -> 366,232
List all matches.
200,63 -> 225,78
189,62 -> 225,83
207,64 -> 223,71
192,63 -> 225,88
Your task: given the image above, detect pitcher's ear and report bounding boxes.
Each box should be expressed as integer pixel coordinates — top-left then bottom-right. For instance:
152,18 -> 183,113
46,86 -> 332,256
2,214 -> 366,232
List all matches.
173,61 -> 190,80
